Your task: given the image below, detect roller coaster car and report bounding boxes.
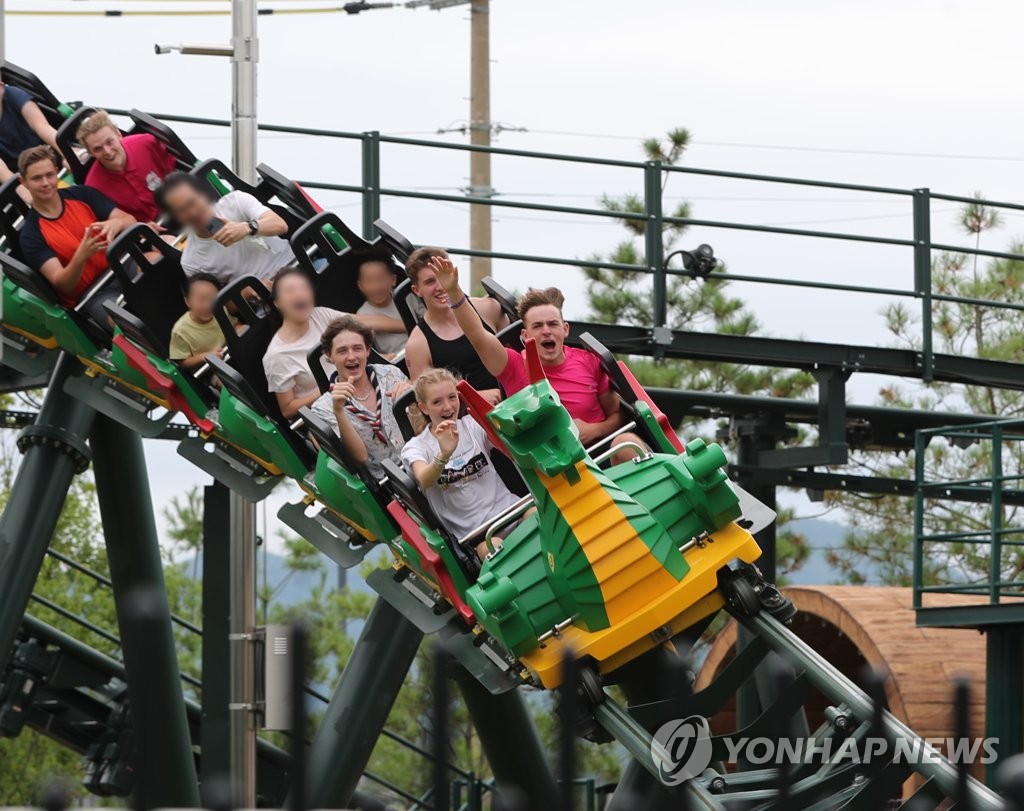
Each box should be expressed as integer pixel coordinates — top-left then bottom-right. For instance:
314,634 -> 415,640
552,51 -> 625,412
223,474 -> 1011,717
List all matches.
55,107 -> 200,185
436,338 -> 762,689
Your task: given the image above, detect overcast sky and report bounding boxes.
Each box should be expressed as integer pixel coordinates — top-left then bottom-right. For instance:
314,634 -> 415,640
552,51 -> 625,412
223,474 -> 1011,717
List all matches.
7,0 -> 1024,546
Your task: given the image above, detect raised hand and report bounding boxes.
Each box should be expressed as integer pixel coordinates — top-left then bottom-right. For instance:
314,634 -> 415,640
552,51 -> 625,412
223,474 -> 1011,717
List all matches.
331,375 -> 358,410
429,255 -> 460,295
433,418 -> 459,458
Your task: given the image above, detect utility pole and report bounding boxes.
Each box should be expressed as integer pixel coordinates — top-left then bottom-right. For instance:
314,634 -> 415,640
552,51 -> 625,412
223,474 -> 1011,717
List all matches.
468,0 -> 493,291
231,0 -> 258,184
229,2 -> 259,805
408,0 -> 495,291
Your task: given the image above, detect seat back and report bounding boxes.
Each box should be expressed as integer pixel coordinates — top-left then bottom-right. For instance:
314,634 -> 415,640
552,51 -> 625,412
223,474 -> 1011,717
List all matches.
306,342 -> 332,395
106,223 -> 188,348
481,276 -> 518,322
213,275 -> 282,419
381,458 -> 452,539
257,163 -> 322,220
392,278 -> 422,334
128,109 -> 199,169
495,319 -> 523,350
391,387 -> 418,443
104,300 -> 169,358
372,218 -> 414,262
0,175 -> 30,262
1,63 -> 67,128
54,106 -> 99,184
289,211 -> 370,308
0,250 -> 61,305
577,331 -> 684,454
190,158 -> 304,234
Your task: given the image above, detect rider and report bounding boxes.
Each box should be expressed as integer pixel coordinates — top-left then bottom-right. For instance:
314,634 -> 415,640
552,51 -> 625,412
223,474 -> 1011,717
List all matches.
401,367 -> 520,559
309,315 -> 410,479
428,255 -> 644,461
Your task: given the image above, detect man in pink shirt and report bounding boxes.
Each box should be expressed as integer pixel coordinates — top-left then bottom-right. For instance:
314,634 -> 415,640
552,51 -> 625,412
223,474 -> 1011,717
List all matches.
78,110 -> 177,224
431,255 -> 644,461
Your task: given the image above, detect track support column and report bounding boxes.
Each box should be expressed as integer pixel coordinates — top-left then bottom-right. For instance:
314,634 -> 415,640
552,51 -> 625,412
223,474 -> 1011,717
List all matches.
985,626 -> 1024,784
457,674 -> 560,810
0,355 -> 94,663
91,413 -> 200,807
303,597 -> 423,808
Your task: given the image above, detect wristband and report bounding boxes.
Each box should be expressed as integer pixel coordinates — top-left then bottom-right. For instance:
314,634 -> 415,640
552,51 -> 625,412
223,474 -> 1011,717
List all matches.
433,454 -> 449,467
449,293 -> 468,310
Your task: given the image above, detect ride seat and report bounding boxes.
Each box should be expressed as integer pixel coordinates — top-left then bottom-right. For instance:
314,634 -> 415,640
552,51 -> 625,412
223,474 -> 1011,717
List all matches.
577,331 -> 685,454
380,458 -> 481,586
0,63 -> 67,129
106,223 -> 188,347
189,158 -> 308,236
0,175 -> 30,263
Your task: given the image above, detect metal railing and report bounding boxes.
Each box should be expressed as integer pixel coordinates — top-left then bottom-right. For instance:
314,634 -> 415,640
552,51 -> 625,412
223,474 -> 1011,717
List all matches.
914,419 -> 1024,609
104,107 -> 1024,384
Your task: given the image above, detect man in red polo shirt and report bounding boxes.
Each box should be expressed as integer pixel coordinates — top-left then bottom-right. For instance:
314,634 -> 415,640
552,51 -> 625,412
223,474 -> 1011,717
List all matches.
430,254 -> 645,462
78,109 -> 177,224
18,145 -> 135,322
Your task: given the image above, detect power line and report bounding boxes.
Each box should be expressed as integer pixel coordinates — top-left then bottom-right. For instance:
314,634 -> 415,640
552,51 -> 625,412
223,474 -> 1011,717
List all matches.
523,128 -> 1024,164
7,2 -> 394,15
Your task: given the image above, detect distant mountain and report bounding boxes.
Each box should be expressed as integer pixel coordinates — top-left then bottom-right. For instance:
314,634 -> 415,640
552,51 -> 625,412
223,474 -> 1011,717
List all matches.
784,516 -> 871,585
179,549 -> 375,608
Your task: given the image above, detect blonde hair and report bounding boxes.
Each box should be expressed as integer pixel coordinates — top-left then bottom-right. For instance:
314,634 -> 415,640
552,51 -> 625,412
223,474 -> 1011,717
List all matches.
413,367 -> 459,404
75,110 -> 118,144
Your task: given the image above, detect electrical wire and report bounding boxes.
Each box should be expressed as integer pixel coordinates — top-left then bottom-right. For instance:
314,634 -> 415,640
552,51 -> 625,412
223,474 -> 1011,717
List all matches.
7,5 -> 381,16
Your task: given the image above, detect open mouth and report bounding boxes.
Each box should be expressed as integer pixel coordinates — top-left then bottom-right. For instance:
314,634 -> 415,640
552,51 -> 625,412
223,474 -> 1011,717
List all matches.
344,362 -> 361,373
440,409 -> 456,420
540,339 -> 557,351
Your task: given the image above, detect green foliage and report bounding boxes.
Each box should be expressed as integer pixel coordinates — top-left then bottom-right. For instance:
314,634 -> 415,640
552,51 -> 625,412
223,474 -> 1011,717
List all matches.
828,196 -> 1024,585
582,130 -> 816,576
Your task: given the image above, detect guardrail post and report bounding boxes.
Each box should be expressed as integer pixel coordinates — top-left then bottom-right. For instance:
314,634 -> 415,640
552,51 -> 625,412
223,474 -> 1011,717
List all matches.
362,130 -> 381,240
990,423 -> 1003,605
913,188 -> 933,382
912,427 -> 926,610
644,160 -> 666,330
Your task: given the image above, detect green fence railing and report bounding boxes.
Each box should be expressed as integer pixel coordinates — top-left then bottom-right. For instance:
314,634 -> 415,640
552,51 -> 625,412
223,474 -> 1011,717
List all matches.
914,419 -> 1024,611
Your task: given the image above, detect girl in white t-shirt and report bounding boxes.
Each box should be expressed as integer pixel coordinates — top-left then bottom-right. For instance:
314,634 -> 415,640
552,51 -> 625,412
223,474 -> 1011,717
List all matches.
401,368 -> 520,559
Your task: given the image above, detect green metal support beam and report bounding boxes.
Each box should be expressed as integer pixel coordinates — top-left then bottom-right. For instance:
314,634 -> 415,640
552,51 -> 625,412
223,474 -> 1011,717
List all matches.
91,413 -> 200,807
566,323 -> 1024,393
303,597 -> 423,809
0,355 -> 94,664
456,672 -> 560,811
984,626 -> 1024,784
201,482 -> 232,785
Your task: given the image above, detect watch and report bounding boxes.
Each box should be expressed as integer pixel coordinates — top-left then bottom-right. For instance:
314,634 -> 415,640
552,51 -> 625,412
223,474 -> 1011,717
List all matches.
247,218 -> 259,236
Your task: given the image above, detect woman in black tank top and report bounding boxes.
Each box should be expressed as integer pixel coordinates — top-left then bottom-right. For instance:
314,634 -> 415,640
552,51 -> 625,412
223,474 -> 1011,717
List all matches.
418,306 -> 500,391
